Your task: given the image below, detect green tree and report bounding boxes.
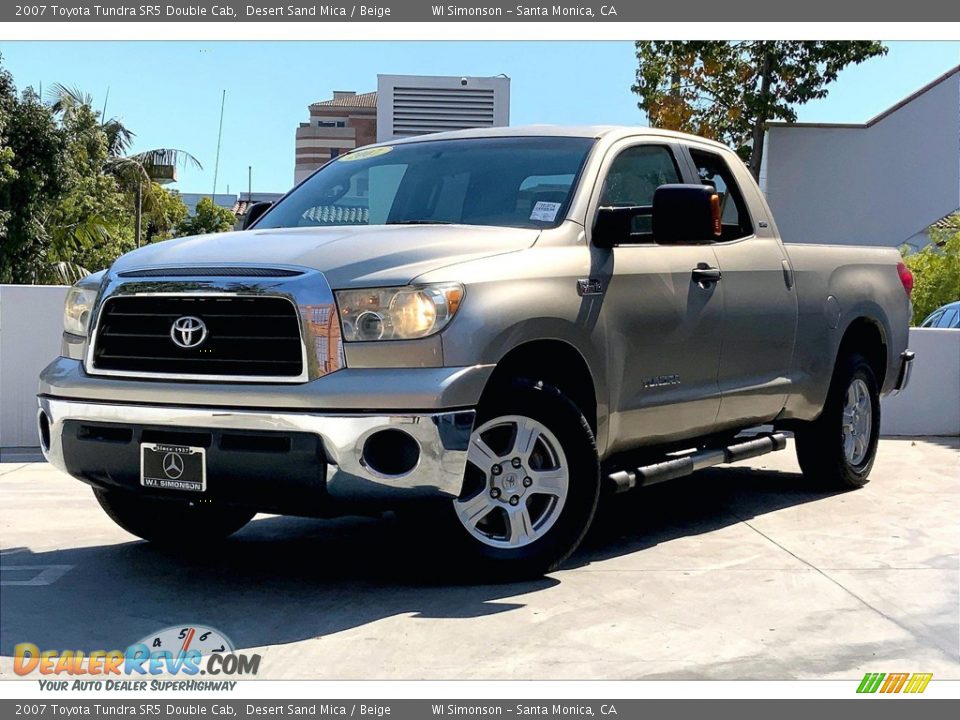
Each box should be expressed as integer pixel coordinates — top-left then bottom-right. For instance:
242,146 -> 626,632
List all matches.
902,227 -> 960,325
632,41 -> 887,179
47,84 -> 199,248
0,63 -> 199,283
47,88 -> 134,274
0,65 -> 67,283
0,77 -> 15,245
141,181 -> 188,244
176,196 -> 236,236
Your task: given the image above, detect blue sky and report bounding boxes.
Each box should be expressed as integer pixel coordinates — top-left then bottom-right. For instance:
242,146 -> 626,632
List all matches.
1,41 -> 957,195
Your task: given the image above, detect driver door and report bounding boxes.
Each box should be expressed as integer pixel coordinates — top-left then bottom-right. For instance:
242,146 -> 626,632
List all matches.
592,141 -> 724,453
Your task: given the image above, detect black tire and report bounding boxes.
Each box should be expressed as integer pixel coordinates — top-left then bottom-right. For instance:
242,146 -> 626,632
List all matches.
794,352 -> 881,489
93,488 -> 255,546
421,379 -> 601,580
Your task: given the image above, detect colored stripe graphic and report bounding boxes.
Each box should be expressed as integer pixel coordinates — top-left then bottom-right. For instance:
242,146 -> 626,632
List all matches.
904,673 -> 933,693
881,673 -> 910,693
857,672 -> 932,694
857,673 -> 886,693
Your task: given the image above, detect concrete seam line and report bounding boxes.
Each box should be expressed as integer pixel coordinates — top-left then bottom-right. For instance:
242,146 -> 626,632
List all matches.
731,510 -> 958,663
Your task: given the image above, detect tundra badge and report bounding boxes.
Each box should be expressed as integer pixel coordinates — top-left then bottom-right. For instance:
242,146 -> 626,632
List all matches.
577,278 -> 603,296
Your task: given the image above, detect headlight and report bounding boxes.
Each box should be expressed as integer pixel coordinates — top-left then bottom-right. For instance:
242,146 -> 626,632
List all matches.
336,283 -> 464,342
63,284 -> 98,337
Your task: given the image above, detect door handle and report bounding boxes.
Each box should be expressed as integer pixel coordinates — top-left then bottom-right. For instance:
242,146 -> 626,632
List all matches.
691,266 -> 722,285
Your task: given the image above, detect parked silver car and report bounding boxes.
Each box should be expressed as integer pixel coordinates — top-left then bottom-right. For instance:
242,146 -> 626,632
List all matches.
38,126 -> 914,576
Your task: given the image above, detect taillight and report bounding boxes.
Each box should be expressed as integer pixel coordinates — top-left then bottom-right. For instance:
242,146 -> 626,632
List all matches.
897,262 -> 914,298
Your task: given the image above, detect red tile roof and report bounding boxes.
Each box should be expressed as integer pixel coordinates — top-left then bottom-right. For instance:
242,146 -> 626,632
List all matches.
931,212 -> 960,231
311,91 -> 377,109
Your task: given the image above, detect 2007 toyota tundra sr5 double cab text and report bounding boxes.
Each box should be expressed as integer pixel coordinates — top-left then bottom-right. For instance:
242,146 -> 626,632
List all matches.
38,126 -> 915,577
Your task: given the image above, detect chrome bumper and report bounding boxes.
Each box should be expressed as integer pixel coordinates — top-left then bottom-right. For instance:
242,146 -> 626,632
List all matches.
892,350 -> 916,394
37,396 -> 475,500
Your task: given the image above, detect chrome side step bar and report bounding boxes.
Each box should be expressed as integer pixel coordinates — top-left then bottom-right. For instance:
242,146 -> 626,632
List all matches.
608,432 -> 788,493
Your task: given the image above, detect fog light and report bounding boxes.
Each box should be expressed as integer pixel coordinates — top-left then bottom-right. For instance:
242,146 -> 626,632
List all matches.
37,411 -> 51,453
361,429 -> 420,477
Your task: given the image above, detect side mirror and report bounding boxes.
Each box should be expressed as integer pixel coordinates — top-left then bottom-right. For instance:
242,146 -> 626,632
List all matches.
592,206 -> 650,249
242,201 -> 273,230
652,184 -> 721,244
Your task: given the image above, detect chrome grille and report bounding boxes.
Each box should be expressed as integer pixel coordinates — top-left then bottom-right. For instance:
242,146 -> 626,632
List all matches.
91,295 -> 304,378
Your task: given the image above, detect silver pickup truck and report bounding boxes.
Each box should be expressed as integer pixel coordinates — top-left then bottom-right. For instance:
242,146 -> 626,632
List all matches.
38,126 -> 914,577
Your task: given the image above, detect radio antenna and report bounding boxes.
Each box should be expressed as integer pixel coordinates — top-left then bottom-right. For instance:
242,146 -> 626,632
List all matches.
211,89 -> 226,198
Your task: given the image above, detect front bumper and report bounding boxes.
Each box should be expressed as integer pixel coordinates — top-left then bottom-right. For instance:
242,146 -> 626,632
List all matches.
37,396 -> 475,512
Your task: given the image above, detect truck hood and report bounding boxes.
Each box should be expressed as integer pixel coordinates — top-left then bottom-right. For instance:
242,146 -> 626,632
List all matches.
108,224 -> 541,288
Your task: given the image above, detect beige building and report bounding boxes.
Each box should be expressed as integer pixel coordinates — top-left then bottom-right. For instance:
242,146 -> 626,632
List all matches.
294,90 -> 377,184
294,75 -> 512,184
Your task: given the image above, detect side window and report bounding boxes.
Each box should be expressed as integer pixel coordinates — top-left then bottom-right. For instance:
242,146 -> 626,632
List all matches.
689,148 -> 754,241
599,145 -> 681,235
601,145 -> 680,206
921,310 -> 943,328
938,308 -> 959,328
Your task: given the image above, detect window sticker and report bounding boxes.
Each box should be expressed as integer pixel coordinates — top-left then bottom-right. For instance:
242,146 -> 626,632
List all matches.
530,201 -> 562,222
339,146 -> 394,162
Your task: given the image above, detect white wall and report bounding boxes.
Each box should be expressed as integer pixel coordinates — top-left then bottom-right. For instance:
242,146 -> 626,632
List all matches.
376,74 -> 511,142
0,285 -> 68,448
765,68 -> 960,248
0,288 -> 956,450
881,328 -> 960,437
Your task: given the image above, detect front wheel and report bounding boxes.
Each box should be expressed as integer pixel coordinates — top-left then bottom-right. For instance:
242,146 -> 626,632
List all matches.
93,488 -> 255,546
443,381 -> 600,578
794,353 -> 881,489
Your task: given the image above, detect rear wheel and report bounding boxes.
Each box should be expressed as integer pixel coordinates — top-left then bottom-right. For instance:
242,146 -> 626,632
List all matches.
93,488 -> 255,546
794,353 -> 881,489
431,380 -> 600,579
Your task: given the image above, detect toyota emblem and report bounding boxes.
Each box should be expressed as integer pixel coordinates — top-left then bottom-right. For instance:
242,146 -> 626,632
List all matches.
170,316 -> 208,349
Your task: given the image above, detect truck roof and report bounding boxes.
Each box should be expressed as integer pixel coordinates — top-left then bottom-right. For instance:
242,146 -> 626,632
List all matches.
380,124 -> 731,151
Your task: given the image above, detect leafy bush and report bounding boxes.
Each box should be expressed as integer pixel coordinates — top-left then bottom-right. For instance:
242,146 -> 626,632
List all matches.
902,227 -> 960,325
176,196 -> 236,236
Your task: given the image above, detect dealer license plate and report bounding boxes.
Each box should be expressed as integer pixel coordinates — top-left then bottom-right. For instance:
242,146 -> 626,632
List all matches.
140,443 -> 207,493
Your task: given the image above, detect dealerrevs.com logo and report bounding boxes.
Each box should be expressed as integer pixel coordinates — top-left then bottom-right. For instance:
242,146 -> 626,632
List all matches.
14,625 -> 261,687
857,672 -> 933,694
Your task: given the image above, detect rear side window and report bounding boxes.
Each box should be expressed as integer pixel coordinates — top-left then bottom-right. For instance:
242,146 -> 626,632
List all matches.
689,148 -> 753,241
921,310 -> 944,328
600,145 -> 681,235
938,308 -> 959,328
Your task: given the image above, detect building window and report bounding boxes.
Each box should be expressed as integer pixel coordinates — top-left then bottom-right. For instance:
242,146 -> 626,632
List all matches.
331,148 -> 342,159
315,336 -> 329,370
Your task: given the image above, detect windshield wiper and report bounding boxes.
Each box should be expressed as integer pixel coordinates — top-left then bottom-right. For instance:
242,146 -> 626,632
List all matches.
385,219 -> 455,225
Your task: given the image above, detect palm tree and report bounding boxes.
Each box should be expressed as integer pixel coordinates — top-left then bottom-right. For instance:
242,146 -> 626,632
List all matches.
108,150 -> 201,247
47,83 -> 202,247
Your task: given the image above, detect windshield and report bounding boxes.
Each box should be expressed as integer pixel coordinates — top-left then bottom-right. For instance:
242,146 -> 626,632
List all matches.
256,136 -> 595,231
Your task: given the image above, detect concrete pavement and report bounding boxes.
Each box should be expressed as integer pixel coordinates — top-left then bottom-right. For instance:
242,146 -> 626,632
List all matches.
1,437 -> 957,680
